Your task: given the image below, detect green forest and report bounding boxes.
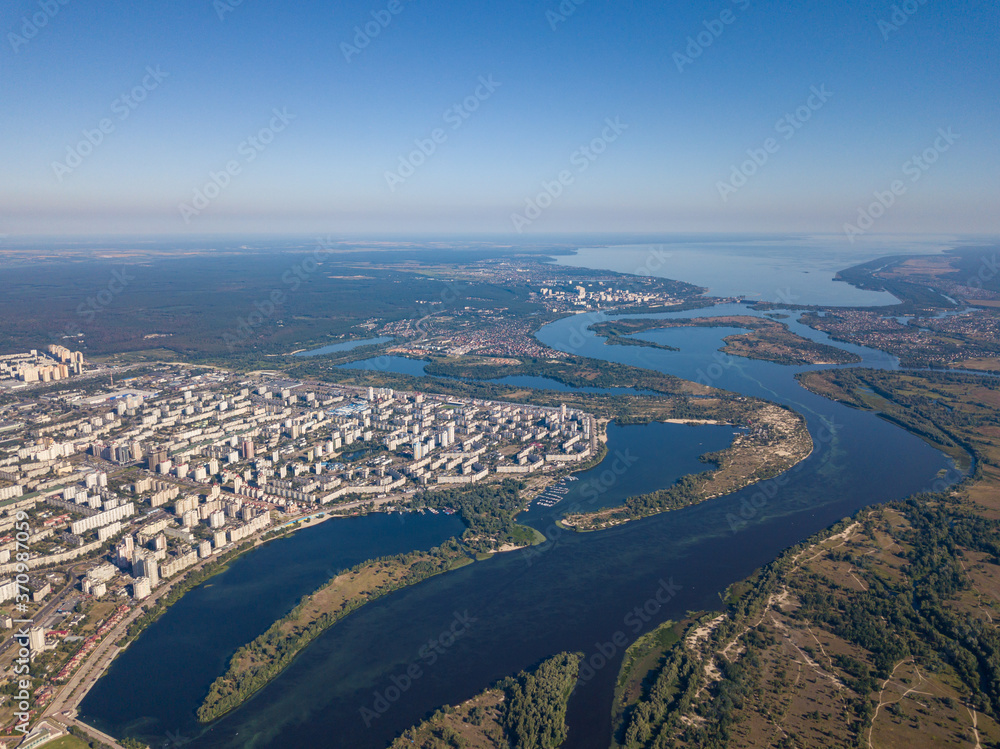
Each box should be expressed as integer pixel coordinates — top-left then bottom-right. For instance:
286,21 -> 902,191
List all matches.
420,479 -> 540,553
389,651 -> 583,749
197,542 -> 471,723
612,368 -> 1000,747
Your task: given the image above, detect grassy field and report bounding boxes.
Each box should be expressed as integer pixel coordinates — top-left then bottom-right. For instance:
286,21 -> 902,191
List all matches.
561,400 -> 812,530
609,368 -> 1000,748
953,356 -> 1000,370
38,735 -> 92,749
611,619 -> 684,742
389,687 -> 509,749
389,652 -> 582,749
198,545 -> 471,722
589,316 -> 861,366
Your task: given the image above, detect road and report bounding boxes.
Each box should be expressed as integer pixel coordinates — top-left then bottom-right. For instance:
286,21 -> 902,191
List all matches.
43,605 -> 134,719
37,520 -> 290,729
0,562 -> 87,661
413,310 -> 443,343
64,716 -> 128,749
29,502 -> 411,742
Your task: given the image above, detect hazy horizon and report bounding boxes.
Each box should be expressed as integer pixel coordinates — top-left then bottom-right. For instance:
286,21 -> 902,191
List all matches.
3,0 -> 998,237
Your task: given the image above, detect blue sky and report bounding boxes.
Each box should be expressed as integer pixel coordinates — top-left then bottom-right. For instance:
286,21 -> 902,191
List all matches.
2,0 -> 998,236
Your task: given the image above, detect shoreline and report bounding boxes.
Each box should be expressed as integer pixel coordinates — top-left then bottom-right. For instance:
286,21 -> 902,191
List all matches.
588,314 -> 862,367
58,463 -> 589,742
194,507 -> 556,727
560,406 -> 813,530
58,301 -> 817,744
611,368 -> 987,746
39,512 -> 336,729
196,546 -> 475,724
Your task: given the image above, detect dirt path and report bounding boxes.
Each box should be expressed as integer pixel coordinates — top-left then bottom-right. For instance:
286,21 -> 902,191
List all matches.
768,613 -> 844,690
720,523 -> 860,663
847,565 -> 869,591
958,554 -> 995,624
867,659 -> 934,749
868,659 -> 912,749
967,706 -> 983,749
684,614 -> 726,650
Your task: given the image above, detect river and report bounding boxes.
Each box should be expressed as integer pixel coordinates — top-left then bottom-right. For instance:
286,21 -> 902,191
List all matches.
293,337 -> 394,357
80,302 -> 958,749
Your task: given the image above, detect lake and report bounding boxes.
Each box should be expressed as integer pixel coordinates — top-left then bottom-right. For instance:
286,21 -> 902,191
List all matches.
293,337 -> 394,357
553,236 -> 956,306
339,355 -> 429,377
81,255 -> 960,749
78,513 -> 465,743
523,421 -> 738,524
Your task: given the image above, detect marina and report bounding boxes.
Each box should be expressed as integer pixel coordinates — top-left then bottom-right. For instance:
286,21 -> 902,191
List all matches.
533,477 -> 578,508
79,251 -> 964,749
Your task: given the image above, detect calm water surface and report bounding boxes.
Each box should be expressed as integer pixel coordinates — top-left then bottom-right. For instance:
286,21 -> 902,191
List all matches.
294,337 -> 394,357
338,355 -> 428,377
82,298 -> 959,748
554,237 -> 955,306
79,514 -> 464,742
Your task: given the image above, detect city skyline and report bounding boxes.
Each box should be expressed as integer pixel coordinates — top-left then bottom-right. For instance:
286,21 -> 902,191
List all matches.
4,3 -> 1000,745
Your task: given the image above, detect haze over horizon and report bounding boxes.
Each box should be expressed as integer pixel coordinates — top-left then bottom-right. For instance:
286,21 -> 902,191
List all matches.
6,6 -> 1000,746
3,0 -> 998,237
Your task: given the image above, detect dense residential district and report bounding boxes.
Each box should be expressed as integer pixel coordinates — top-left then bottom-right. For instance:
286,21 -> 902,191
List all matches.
0,352 -> 599,742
